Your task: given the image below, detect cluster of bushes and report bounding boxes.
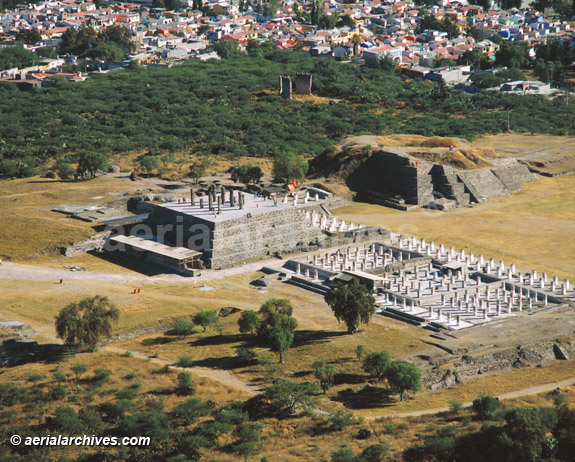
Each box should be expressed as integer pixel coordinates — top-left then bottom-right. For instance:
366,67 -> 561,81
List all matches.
404,394 -> 575,462
1,50 -> 575,180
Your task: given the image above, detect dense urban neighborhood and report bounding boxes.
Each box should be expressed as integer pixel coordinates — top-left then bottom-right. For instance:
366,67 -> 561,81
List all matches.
1,0 -> 574,93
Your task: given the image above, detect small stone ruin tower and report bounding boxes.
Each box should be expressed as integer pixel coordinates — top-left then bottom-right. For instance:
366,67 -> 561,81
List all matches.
279,73 -> 313,99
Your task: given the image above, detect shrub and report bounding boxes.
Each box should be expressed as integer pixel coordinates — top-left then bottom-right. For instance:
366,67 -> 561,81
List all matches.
472,394 -> 500,420
356,344 -> 365,361
177,371 -> 194,395
357,427 -> 372,439
50,385 -> 68,401
177,356 -> 194,369
358,444 -> 388,462
326,410 -> 361,431
236,346 -> 257,365
116,388 -> 138,400
92,369 -> 111,385
449,399 -> 464,415
331,447 -> 355,462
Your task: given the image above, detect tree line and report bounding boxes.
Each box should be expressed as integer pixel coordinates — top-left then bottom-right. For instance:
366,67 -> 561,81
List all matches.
1,49 -> 575,180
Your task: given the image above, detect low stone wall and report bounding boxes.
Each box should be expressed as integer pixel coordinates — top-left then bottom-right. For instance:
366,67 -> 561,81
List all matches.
63,231 -> 112,257
421,338 -> 575,390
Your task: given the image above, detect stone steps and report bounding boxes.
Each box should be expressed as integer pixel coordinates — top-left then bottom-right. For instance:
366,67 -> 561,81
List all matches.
457,169 -> 510,203
285,276 -> 329,295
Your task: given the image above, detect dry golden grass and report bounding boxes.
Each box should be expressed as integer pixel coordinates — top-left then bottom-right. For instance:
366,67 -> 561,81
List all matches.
0,176 -> 128,261
379,134 -> 471,149
0,351 -> 249,419
354,359 -> 575,417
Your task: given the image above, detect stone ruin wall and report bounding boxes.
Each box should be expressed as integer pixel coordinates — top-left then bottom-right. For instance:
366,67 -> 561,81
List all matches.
364,149 -> 538,207
294,74 -> 312,95
210,206 -> 326,268
279,76 -> 292,99
62,230 -> 112,256
421,337 -> 575,391
144,198 -> 382,268
280,74 -> 313,99
368,151 -> 434,206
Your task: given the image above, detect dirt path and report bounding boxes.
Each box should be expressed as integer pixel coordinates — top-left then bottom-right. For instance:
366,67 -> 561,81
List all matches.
0,258 -> 286,284
385,377 -> 575,419
102,345 -> 260,395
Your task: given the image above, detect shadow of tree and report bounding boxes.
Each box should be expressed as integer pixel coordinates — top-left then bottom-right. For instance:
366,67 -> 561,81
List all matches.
142,336 -> 179,346
1,340 -> 72,368
334,372 -> 368,386
190,356 -> 240,370
291,330 -> 348,348
332,385 -> 395,409
188,333 -> 245,347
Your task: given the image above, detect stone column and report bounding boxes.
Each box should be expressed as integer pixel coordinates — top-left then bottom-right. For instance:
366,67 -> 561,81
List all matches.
217,196 -> 222,214
190,188 -> 195,206
199,197 -> 204,209
208,195 -> 213,211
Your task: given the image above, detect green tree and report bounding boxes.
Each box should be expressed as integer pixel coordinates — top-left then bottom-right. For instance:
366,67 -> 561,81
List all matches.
351,33 -> 362,57
263,380 -> 319,415
495,41 -> 528,68
173,319 -> 196,339
238,310 -> 260,336
193,311 -> 219,332
139,155 -> 161,178
312,360 -> 335,393
431,79 -> 452,100
177,356 -> 194,369
20,29 -> 42,46
272,151 -> 308,182
326,410 -> 360,431
259,298 -> 293,317
214,40 -> 242,59
54,159 -> 76,180
385,360 -> 422,401
362,351 -> 391,381
471,72 -> 505,89
324,278 -> 375,333
231,164 -> 263,187
433,56 -> 456,68
55,296 -> 119,350
0,46 -> 36,70
71,364 -> 87,383
472,394 -> 500,420
160,151 -> 175,167
233,423 -> 263,462
258,301 -> 298,363
189,156 -> 211,183
164,0 -> 182,10
77,152 -> 109,179
172,398 -> 215,425
177,371 -> 195,395
365,54 -> 398,72
356,344 -> 365,361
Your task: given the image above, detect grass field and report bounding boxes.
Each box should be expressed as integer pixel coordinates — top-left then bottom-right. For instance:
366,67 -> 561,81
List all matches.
0,177 -> 127,261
